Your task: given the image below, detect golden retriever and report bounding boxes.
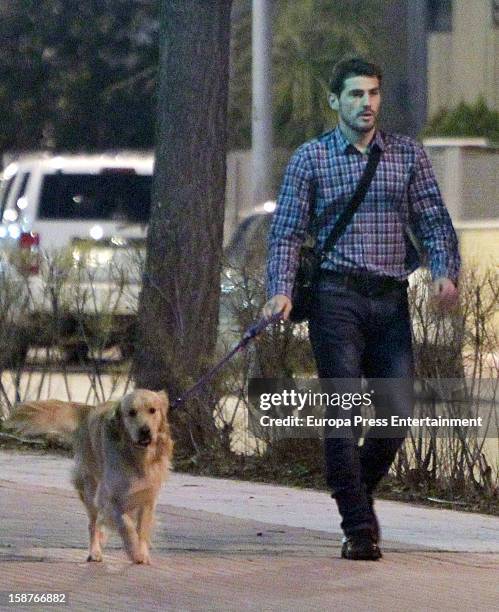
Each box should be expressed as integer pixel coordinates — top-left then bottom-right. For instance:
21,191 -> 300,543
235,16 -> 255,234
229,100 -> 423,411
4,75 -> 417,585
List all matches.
6,389 -> 173,564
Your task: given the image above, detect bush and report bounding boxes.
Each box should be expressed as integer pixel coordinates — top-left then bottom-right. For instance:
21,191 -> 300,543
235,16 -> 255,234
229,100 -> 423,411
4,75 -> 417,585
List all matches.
422,98 -> 499,143
1,249 -> 497,512
216,261 -> 498,511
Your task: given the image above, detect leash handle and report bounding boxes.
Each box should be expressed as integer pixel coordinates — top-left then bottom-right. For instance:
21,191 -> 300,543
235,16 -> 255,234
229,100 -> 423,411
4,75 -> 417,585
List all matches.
242,312 -> 282,342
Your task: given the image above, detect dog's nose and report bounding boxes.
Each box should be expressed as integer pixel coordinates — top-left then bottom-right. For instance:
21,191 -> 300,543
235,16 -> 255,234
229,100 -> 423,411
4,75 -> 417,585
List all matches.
139,425 -> 151,438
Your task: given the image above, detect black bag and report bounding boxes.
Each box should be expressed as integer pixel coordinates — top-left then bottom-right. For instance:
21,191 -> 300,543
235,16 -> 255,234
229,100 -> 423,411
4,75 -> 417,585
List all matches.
289,146 -> 382,323
289,245 -> 322,323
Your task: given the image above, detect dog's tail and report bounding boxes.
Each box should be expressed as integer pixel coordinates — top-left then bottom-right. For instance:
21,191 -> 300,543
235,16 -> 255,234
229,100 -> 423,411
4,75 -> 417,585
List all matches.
4,400 -> 93,445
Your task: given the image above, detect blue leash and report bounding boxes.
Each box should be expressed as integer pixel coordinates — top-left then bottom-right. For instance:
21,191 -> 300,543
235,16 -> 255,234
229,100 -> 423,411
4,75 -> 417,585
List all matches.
171,313 -> 281,410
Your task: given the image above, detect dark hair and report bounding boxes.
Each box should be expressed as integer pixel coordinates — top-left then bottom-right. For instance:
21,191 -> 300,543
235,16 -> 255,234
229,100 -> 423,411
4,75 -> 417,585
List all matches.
329,57 -> 382,95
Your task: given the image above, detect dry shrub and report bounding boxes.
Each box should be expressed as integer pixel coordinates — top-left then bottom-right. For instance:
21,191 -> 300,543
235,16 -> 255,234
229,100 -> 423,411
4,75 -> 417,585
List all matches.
218,260 -> 498,506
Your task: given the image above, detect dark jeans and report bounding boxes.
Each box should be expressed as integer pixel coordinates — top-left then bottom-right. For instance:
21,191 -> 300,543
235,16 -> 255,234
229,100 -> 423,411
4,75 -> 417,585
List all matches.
308,277 -> 414,536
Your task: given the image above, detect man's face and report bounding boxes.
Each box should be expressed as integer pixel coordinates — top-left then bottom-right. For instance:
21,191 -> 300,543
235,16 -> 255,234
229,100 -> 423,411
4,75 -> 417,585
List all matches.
330,75 -> 381,134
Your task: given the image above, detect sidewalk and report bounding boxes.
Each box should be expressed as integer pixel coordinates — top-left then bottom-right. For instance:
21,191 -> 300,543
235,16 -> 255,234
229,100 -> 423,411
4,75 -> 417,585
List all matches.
0,450 -> 498,611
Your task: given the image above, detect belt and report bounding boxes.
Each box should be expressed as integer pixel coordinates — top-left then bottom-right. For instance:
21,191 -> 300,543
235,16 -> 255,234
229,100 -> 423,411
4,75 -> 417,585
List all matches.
319,269 -> 408,297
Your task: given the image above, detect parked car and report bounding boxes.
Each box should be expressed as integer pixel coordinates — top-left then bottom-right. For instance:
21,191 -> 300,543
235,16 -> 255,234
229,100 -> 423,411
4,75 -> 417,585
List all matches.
0,152 -> 153,362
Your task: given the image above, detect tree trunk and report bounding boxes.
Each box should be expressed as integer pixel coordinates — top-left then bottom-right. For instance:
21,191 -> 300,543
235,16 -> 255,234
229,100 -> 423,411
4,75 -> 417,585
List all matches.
133,0 -> 233,403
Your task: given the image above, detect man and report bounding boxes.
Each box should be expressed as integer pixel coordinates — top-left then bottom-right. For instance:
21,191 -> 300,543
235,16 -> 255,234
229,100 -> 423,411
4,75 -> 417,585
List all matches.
263,57 -> 460,560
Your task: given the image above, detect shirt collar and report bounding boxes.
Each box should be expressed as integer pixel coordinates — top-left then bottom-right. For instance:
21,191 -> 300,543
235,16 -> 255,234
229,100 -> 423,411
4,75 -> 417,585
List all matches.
372,130 -> 385,151
333,126 -> 385,154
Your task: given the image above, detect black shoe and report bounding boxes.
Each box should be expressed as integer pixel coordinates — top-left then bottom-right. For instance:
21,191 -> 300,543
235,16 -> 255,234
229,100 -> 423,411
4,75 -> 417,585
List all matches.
341,531 -> 382,561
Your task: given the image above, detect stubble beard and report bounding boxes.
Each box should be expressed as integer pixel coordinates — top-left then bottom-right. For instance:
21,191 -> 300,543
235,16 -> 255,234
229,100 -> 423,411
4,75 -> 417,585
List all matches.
341,111 -> 377,135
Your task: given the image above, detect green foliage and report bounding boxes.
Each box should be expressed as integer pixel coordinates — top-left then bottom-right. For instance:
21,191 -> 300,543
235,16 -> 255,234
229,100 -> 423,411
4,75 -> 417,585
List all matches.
0,0 -> 159,154
229,0 -> 383,149
422,98 -> 499,143
1,0 -> 386,155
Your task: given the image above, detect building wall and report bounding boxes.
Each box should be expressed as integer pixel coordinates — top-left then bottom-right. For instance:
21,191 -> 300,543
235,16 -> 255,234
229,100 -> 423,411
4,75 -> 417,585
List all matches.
461,149 -> 499,219
453,0 -> 497,106
425,143 -> 499,222
493,12 -> 499,106
428,0 -> 499,116
427,33 -> 453,113
457,226 -> 499,271
456,225 -> 499,335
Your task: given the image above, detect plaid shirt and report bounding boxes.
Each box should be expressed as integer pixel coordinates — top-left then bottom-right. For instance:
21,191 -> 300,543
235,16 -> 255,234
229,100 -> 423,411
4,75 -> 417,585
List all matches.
267,127 -> 460,298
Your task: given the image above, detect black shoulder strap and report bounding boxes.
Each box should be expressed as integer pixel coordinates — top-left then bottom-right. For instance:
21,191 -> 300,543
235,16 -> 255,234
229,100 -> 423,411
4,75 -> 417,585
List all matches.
321,145 -> 382,255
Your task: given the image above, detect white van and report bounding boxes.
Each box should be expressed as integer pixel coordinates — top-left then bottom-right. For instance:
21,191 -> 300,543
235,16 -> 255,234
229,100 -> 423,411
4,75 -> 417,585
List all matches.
0,152 -> 153,251
0,152 -> 153,362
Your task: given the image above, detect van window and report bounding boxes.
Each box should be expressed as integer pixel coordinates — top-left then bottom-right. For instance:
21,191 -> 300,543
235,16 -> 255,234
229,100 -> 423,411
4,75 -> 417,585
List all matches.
38,173 -> 152,222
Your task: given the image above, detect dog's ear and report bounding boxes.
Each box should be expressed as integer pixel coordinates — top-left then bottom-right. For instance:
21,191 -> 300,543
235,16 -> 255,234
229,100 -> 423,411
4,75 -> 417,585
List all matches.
156,390 -> 170,437
155,392 -> 173,460
156,390 -> 169,415
106,401 -> 123,442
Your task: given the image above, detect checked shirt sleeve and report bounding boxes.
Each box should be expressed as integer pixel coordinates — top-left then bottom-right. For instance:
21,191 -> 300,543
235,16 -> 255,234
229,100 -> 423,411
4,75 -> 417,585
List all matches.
408,146 -> 461,283
266,148 -> 314,298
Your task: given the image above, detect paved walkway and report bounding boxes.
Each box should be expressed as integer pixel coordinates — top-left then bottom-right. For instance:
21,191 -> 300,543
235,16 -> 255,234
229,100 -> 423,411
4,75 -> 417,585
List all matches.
0,450 -> 498,611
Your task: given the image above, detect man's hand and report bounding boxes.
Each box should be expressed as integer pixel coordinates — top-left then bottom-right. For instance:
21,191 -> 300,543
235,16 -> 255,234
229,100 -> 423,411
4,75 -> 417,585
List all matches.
262,294 -> 292,321
432,277 -> 459,313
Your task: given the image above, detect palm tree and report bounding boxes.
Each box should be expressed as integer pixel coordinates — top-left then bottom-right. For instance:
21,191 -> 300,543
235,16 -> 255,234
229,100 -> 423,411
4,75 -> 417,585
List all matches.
229,0 -> 383,149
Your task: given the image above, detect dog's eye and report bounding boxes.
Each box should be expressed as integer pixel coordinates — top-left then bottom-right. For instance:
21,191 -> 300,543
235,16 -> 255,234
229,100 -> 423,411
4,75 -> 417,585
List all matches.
128,409 -> 137,417
149,408 -> 156,414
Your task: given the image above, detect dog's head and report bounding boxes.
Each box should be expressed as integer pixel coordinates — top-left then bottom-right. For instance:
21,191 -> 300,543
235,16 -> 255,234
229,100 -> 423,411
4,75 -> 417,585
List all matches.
111,389 -> 169,450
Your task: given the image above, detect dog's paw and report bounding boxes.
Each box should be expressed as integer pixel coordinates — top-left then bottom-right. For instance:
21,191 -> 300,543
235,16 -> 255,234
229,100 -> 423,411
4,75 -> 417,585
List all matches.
131,549 -> 151,565
86,552 -> 103,562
